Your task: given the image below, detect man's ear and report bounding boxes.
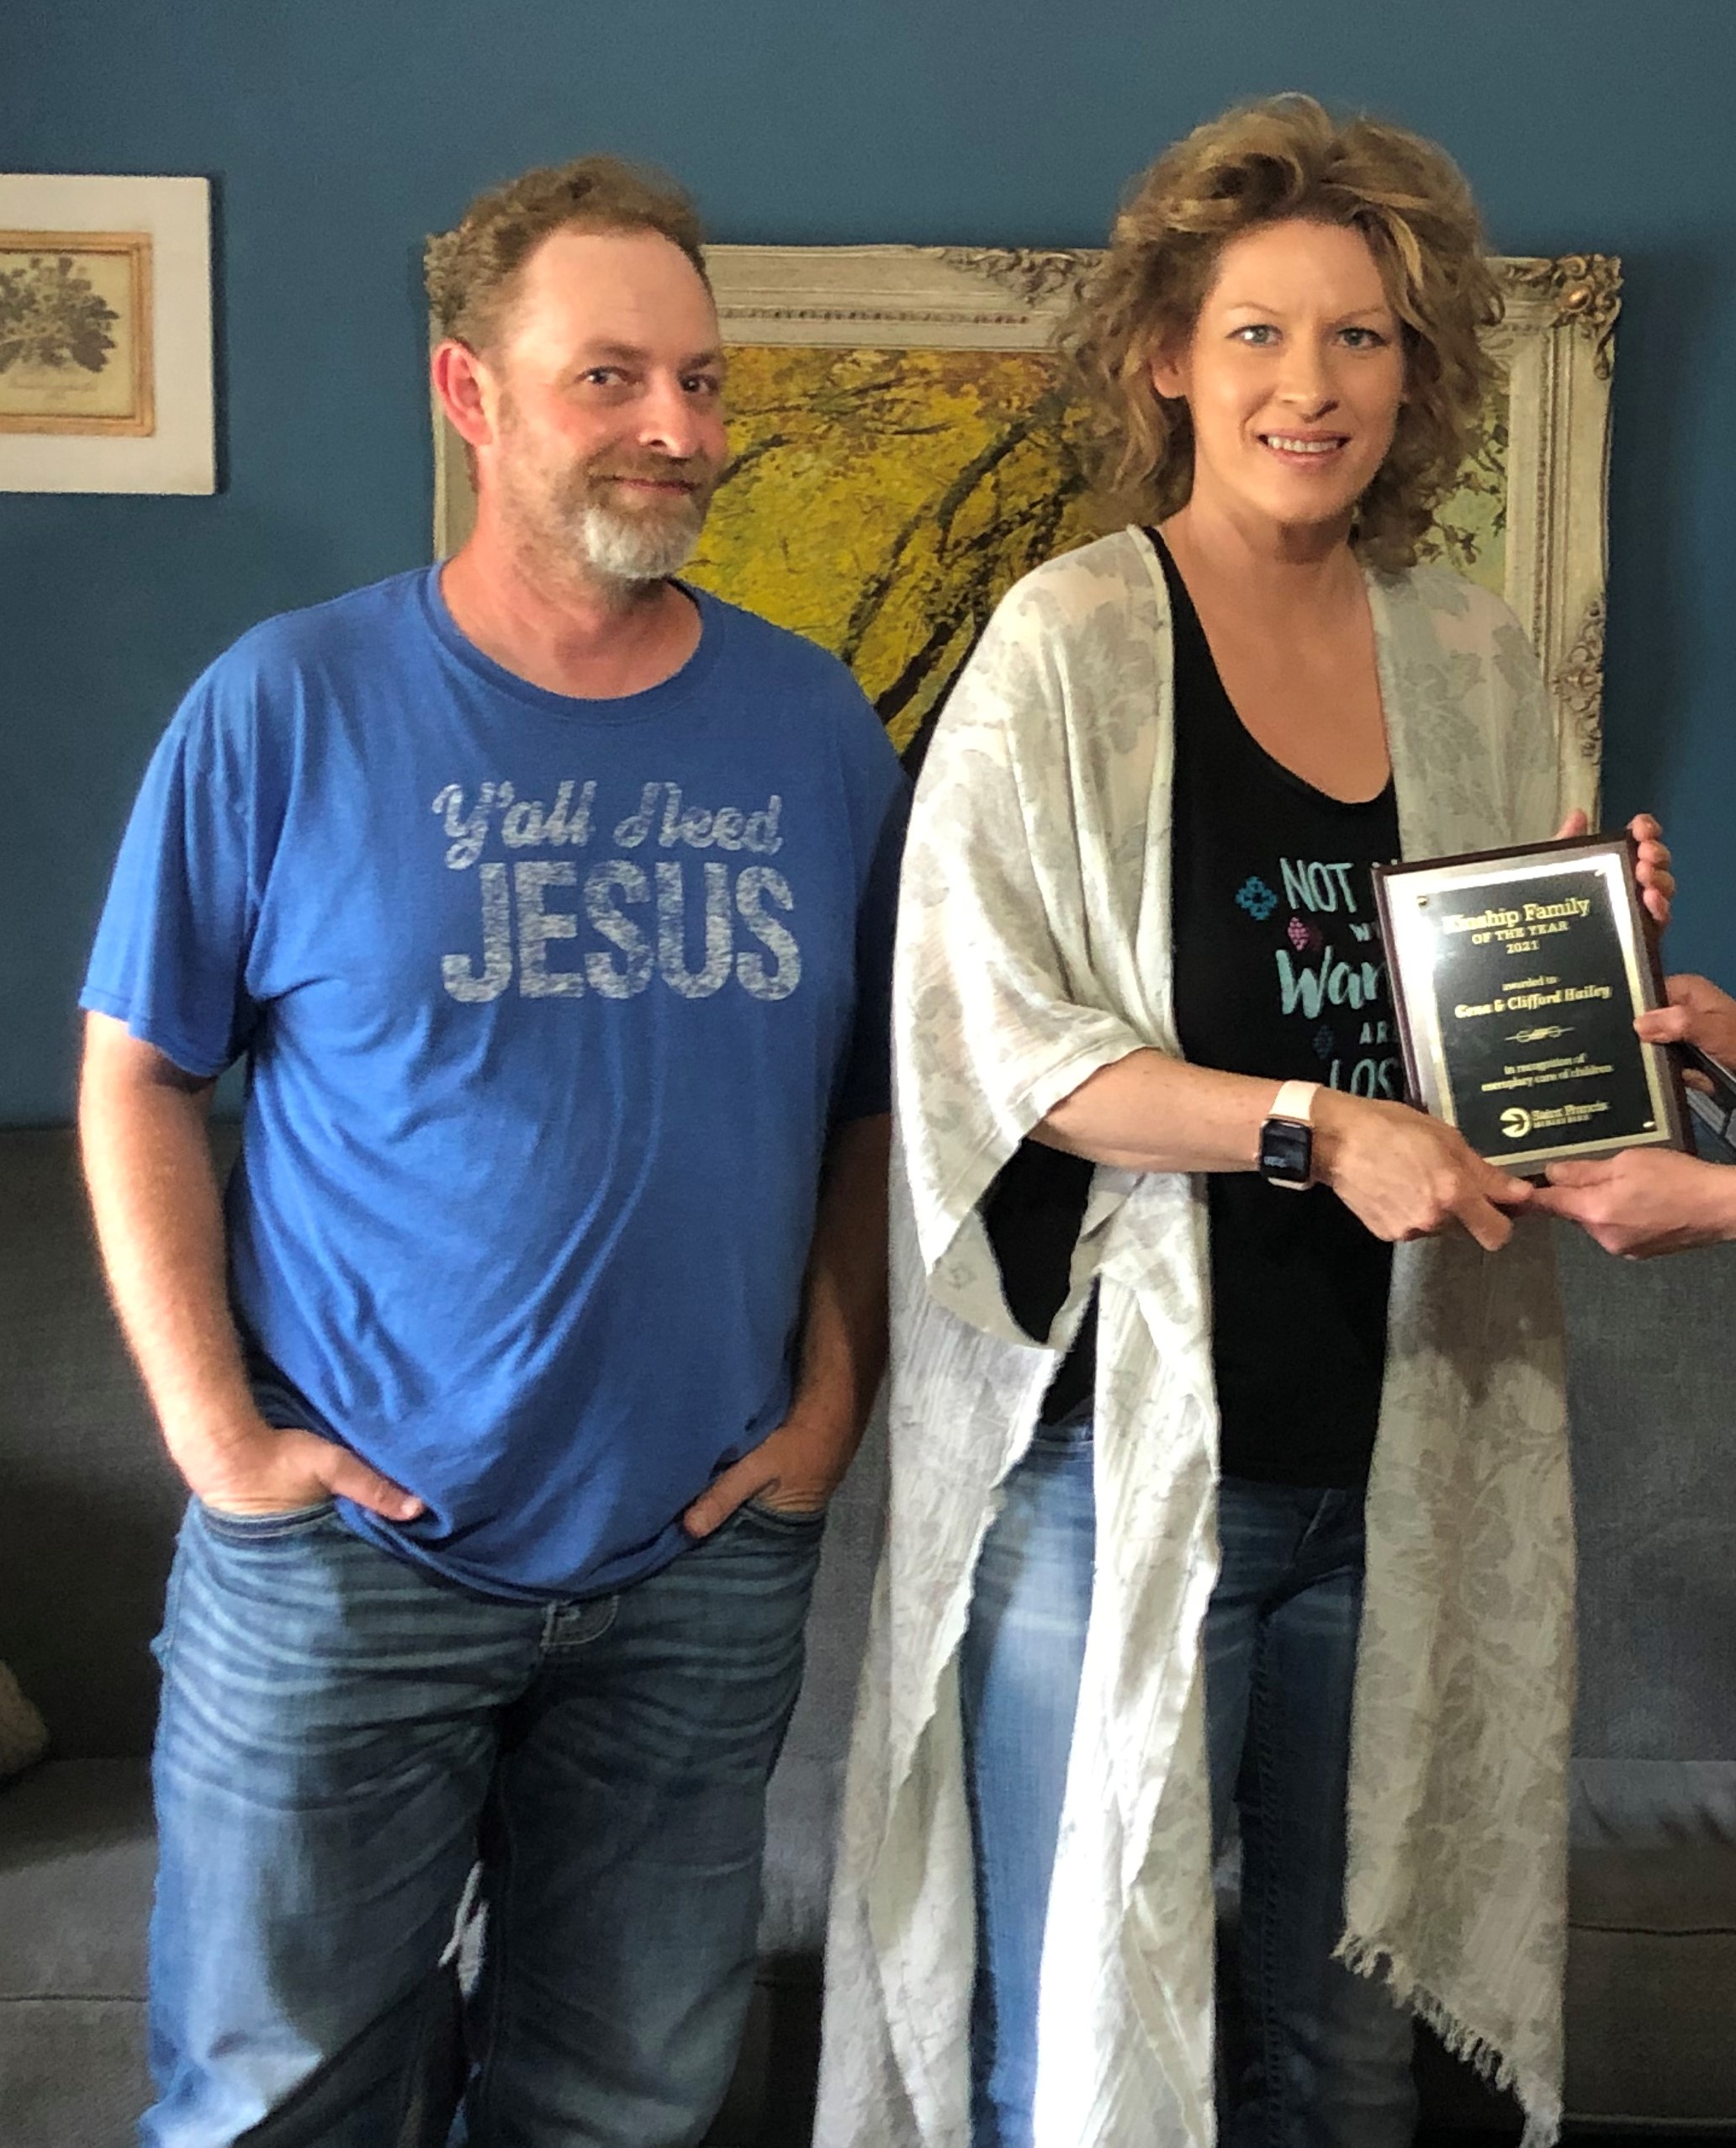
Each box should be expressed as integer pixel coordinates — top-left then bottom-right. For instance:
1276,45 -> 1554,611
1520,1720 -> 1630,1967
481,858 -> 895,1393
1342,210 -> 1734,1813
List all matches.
431,338 -> 496,452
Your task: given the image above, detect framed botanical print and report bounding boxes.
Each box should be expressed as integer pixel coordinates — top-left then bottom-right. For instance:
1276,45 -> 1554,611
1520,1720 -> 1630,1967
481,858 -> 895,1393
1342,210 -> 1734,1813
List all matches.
0,173 -> 213,494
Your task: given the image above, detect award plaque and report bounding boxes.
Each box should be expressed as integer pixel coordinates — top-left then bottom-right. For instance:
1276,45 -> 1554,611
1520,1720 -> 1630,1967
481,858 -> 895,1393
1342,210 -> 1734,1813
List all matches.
1373,835 -> 1688,1172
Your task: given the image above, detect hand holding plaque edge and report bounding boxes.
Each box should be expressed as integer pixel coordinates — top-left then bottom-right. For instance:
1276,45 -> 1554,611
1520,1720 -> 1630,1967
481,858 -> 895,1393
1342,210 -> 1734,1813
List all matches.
1532,978 -> 1736,1257
1553,808 -> 1675,929
1635,973 -> 1736,1078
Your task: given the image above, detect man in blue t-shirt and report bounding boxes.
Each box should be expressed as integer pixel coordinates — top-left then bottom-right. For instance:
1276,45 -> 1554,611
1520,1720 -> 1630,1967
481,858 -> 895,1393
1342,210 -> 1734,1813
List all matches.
79,156 -> 905,2148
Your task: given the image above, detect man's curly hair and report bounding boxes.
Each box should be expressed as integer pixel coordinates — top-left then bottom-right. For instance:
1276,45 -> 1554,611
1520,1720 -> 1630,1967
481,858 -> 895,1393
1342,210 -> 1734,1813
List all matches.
425,155 -> 707,356
1061,95 -> 1502,573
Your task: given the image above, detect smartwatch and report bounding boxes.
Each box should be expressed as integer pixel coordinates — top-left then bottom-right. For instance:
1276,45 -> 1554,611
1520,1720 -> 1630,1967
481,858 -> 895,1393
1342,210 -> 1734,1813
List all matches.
1258,1080 -> 1319,1192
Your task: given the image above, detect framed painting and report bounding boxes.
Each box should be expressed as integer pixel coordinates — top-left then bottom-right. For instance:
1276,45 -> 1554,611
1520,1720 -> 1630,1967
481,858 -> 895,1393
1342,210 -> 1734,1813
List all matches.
431,244 -> 1617,814
0,174 -> 213,494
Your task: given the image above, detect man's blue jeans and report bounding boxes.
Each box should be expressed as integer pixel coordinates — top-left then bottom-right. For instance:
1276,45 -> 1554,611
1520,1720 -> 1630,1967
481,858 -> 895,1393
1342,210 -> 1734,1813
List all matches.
958,1421 -> 1416,2148
144,1493 -> 824,2148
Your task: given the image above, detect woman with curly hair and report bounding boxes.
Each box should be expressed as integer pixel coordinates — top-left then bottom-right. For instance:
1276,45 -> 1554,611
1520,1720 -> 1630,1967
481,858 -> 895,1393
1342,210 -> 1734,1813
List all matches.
818,97 -> 1669,2148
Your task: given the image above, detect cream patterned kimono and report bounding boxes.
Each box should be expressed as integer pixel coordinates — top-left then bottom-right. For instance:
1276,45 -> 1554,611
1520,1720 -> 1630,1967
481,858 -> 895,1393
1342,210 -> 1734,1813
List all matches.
817,528 -> 1571,2148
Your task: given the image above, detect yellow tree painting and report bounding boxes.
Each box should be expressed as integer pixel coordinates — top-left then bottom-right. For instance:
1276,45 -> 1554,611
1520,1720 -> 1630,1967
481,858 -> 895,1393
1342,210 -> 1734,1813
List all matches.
687,347 -> 1098,754
685,341 -> 1508,757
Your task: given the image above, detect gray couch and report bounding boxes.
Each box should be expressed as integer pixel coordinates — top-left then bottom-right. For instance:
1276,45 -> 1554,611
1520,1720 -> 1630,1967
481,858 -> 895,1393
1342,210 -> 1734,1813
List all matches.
3,1122 -> 1733,2145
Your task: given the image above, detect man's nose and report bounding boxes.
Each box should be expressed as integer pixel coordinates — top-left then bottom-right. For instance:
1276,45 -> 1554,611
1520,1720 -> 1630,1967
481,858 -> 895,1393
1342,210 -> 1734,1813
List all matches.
638,374 -> 707,459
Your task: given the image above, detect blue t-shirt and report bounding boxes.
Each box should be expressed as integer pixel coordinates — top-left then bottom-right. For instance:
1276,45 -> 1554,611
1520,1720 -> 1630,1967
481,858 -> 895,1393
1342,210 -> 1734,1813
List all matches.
82,570 -> 907,1600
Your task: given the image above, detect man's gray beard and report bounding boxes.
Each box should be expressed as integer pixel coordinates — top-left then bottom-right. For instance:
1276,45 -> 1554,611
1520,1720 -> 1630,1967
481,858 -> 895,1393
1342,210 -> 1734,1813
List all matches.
575,500 -> 703,584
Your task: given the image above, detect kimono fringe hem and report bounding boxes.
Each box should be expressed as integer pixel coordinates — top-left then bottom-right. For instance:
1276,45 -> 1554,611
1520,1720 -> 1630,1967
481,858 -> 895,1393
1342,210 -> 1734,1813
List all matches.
1337,1932 -> 1562,2148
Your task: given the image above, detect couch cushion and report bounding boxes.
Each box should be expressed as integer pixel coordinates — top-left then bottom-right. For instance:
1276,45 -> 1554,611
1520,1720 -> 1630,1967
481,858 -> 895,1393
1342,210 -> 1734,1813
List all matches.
1564,1758 -> 1736,2119
1564,1924 -> 1736,2124
1558,1222 -> 1736,1763
0,1128 -> 190,1759
1571,1758 -> 1736,1931
0,1660 -> 48,1778
0,1758 -> 154,2000
1555,1224 -> 1736,2125
0,1999 -> 150,2148
0,1759 -> 154,2147
757,1393 -> 884,1960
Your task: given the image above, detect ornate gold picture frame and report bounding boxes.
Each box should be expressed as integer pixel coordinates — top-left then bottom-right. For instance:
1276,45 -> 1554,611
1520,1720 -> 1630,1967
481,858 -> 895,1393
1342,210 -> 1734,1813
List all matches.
431,246 -> 1617,812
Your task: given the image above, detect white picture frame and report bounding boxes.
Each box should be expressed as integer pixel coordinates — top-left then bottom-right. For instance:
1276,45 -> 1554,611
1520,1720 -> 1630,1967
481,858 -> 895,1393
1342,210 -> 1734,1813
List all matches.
0,173 -> 214,495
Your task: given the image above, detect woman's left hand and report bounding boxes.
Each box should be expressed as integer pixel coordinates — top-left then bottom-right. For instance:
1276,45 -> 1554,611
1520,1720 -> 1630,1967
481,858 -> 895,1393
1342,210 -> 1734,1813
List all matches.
1553,808 -> 1674,928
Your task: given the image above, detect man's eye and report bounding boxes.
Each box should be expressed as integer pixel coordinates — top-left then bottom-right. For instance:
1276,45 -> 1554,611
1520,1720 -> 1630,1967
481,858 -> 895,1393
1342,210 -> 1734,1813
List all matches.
581,368 -> 627,388
681,373 -> 723,396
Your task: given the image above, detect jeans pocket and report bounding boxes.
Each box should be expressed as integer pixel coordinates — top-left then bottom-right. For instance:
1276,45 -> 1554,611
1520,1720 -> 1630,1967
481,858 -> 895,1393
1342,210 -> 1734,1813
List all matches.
152,1521 -> 193,1668
1031,1412 -> 1094,1453
194,1496 -> 339,1545
739,1494 -> 829,1532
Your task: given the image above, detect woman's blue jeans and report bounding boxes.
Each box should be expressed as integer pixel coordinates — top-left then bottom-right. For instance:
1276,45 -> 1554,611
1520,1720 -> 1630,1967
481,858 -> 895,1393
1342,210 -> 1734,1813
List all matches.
143,1494 -> 824,2148
958,1420 -> 1417,2148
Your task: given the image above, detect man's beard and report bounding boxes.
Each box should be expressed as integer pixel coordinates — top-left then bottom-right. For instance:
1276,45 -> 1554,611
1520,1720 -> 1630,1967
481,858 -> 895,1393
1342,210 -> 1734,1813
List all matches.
503,439 -> 717,587
574,489 -> 706,582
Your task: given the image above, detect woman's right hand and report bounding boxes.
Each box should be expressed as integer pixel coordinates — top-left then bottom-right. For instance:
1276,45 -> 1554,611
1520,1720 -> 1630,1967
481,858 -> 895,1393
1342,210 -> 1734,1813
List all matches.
1310,1089 -> 1532,1251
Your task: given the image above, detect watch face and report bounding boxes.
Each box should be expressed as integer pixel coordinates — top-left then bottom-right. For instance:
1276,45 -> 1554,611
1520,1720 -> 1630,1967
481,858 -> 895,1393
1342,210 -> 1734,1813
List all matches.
1259,1118 -> 1312,1186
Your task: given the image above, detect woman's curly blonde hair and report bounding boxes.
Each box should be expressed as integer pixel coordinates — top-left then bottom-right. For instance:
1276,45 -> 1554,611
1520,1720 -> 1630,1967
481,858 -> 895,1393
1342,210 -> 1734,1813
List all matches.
1061,95 -> 1502,573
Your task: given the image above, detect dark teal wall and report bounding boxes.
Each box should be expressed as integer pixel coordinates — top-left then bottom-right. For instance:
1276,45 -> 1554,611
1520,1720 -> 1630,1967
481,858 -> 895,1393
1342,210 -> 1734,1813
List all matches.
5,0 -> 1733,1122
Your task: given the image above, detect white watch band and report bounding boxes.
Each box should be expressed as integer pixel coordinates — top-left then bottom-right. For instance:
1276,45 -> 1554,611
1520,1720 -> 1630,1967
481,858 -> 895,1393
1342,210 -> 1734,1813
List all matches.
1269,1079 -> 1319,1125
